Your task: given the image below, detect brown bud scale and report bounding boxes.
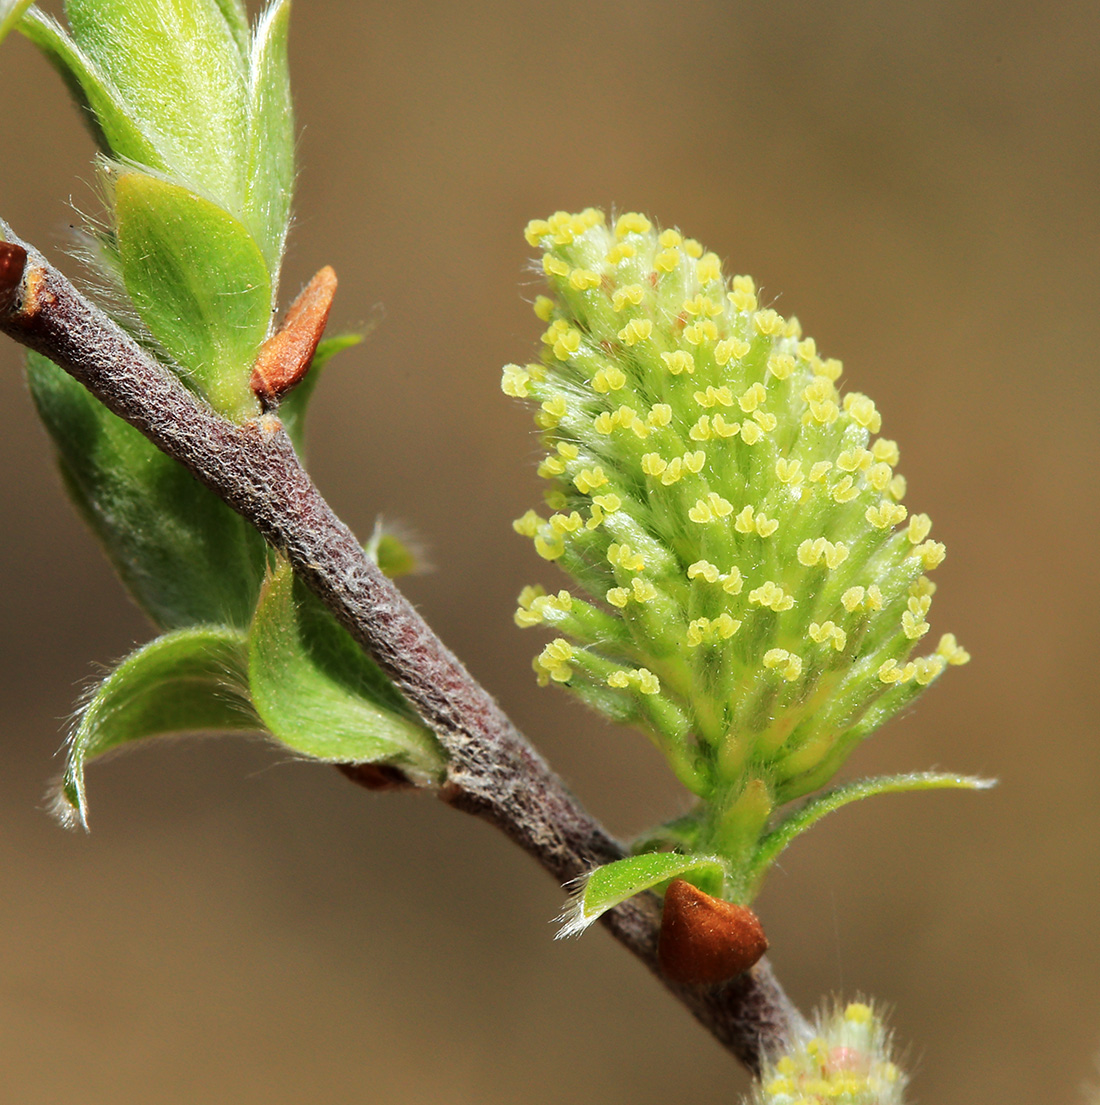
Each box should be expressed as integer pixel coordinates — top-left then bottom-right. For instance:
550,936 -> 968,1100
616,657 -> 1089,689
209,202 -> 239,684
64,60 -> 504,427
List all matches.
657,878 -> 769,986
251,265 -> 337,405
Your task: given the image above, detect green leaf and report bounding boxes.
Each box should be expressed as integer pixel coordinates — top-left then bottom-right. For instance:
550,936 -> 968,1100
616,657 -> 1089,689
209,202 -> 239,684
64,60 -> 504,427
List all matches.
58,625 -> 258,829
248,560 -> 446,781
27,351 -> 268,630
0,0 -> 34,46
114,171 -> 271,420
243,0 -> 294,275
213,0 -> 250,57
278,332 -> 363,453
63,0 -> 250,210
747,771 -> 996,893
556,851 -> 727,938
19,11 -> 161,165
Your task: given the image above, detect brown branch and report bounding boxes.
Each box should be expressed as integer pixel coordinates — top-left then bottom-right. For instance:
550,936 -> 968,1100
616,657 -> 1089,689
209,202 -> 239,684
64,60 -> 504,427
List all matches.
0,230 -> 808,1073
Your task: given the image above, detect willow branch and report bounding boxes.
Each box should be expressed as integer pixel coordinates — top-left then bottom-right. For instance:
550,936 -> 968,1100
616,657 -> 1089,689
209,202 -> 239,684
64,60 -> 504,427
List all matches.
0,229 -> 808,1072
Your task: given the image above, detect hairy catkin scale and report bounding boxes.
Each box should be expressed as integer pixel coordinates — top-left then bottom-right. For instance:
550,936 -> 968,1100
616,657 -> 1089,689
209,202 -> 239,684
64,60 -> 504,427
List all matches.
503,210 -> 969,806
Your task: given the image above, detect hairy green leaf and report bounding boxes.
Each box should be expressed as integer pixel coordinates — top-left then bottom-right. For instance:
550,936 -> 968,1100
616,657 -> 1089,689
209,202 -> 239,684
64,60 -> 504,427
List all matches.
0,0 -> 34,46
556,851 -> 727,938
213,0 -> 250,57
248,561 -> 445,780
19,11 -> 160,165
278,332 -> 362,453
63,0 -> 249,210
58,626 -> 258,829
243,0 -> 294,275
747,771 -> 996,894
114,171 -> 271,419
27,351 -> 268,630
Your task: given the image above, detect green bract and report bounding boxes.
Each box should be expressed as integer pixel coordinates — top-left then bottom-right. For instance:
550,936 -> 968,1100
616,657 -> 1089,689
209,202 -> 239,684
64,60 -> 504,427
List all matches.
503,209 -> 984,924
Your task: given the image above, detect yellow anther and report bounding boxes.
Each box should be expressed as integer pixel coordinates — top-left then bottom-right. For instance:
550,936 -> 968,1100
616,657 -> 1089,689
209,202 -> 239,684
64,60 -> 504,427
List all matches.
889,474 -> 907,500
682,294 -> 722,317
831,475 -> 858,503
867,462 -> 893,492
809,461 -> 834,483
689,416 -> 711,441
542,254 -> 570,278
533,295 -> 555,321
844,1003 -> 873,1025
842,586 -> 866,612
714,613 -> 741,639
552,327 -> 582,360
641,453 -> 667,477
580,208 -> 604,227
654,248 -> 681,273
569,268 -> 601,291
752,410 -> 777,432
683,238 -> 704,260
877,659 -> 906,684
836,448 -> 872,472
615,212 -> 651,238
556,442 -> 579,459
767,352 -> 795,380
501,363 -> 532,398
753,308 -> 783,335
819,357 -> 843,381
722,566 -> 744,595
907,513 -> 932,544
912,656 -> 944,685
548,511 -> 583,535
541,318 -> 569,344
544,490 -> 567,510
684,320 -> 718,345
783,316 -> 802,339
636,668 -> 660,695
591,365 -> 627,393
536,638 -> 574,683
902,610 -> 930,639
592,493 -> 621,512
937,633 -> 971,665
738,417 -> 765,444
574,466 -> 609,493
844,392 -> 882,432
611,284 -> 646,311
617,318 -> 653,345
808,399 -> 840,424
605,242 -> 635,264
593,412 -> 614,435
910,575 -> 937,599
774,458 -> 803,485
688,493 -> 733,524
711,413 -> 739,437
728,288 -> 757,313
732,274 -> 756,295
872,438 -> 900,465
809,621 -> 846,651
608,543 -> 645,571
824,541 -> 849,569
694,386 -> 734,408
658,229 -> 682,248
661,350 -> 695,375
866,585 -> 884,610
524,219 -> 550,246
682,450 -> 705,474
647,403 -> 672,427
607,669 -> 631,688
534,532 -> 565,560
749,581 -> 795,612
914,540 -> 947,569
796,337 -> 817,362
763,648 -> 802,680
695,252 -> 721,281
738,382 -> 768,413
606,587 -> 629,608
688,560 -> 721,583
631,577 -> 657,602
714,337 -> 750,366
517,584 -> 545,610
660,457 -> 684,485
908,594 -> 932,617
797,538 -> 827,567
734,504 -> 756,533
755,513 -> 779,538
586,504 -> 605,530
686,619 -> 708,647
513,510 -> 542,537
537,454 -> 566,478
866,500 -> 908,529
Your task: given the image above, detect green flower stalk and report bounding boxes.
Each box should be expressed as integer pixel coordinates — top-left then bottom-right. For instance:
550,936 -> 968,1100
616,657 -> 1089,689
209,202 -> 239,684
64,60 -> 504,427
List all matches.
502,209 -> 984,933
744,1001 -> 907,1105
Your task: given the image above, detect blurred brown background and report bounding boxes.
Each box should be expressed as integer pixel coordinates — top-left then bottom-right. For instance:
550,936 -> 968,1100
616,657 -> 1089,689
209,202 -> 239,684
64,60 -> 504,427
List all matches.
1,1 -> 1097,1101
